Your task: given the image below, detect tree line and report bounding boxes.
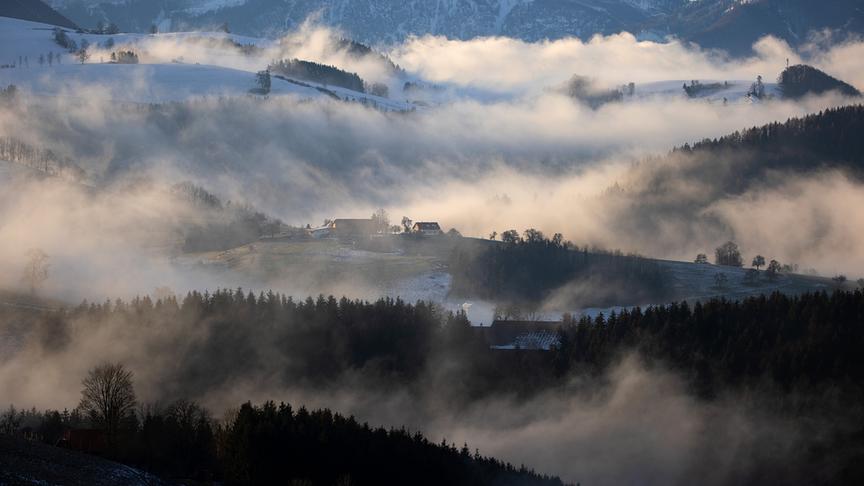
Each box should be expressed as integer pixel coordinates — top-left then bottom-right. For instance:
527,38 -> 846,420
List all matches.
0,136 -> 85,178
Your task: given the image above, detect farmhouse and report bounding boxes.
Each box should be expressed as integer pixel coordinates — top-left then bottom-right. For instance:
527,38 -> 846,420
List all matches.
411,221 -> 443,236
474,320 -> 561,351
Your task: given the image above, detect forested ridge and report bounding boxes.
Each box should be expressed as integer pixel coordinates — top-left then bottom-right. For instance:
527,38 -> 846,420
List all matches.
778,64 -> 861,100
673,104 -> 864,178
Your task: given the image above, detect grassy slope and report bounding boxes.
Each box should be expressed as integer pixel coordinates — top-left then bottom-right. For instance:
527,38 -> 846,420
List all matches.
0,435 -> 166,486
183,237 -> 850,307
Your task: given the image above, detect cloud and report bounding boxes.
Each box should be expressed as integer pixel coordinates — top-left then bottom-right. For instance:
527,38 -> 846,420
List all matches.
389,33 -> 823,95
705,171 -> 864,275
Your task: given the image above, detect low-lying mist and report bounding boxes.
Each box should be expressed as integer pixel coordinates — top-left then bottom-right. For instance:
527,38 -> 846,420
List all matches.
3,24 -> 863,287
1,91 -> 862,302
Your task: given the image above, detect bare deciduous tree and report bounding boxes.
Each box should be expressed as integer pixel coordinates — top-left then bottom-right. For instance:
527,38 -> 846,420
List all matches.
78,362 -> 136,444
371,208 -> 389,234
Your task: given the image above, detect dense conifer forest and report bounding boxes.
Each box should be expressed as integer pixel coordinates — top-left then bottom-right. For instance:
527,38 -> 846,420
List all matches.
268,59 -> 366,93
555,291 -> 864,400
8,287 -> 862,404
3,288 -> 864,483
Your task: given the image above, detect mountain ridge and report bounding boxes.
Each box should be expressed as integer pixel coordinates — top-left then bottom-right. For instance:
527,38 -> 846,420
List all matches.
44,0 -> 863,55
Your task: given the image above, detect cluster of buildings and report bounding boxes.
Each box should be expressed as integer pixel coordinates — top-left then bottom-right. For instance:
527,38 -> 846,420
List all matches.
307,218 -> 443,239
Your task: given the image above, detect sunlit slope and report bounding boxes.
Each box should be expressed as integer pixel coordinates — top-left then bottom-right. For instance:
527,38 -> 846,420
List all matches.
181,237 -> 849,312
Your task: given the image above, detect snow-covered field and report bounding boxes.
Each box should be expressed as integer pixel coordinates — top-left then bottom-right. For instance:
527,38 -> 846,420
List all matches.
634,79 -> 782,104
0,16 -> 409,108
0,62 -> 326,102
1,15 -> 788,109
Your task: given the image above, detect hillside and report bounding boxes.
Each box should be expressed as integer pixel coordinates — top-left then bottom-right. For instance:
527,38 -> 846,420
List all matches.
779,64 -> 862,100
176,233 -> 848,326
675,0 -> 864,56
0,0 -> 77,29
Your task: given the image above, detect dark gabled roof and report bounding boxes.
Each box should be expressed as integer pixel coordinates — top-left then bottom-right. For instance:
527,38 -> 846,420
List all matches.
476,320 -> 562,347
412,221 -> 441,230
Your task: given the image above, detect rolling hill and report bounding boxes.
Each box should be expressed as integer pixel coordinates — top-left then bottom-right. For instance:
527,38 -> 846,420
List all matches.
0,16 -> 408,108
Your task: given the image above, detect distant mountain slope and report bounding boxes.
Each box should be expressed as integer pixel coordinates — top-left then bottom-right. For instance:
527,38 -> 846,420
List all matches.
664,0 -> 864,56
45,0 -> 864,56
48,0 -> 670,43
0,0 -> 77,28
